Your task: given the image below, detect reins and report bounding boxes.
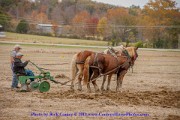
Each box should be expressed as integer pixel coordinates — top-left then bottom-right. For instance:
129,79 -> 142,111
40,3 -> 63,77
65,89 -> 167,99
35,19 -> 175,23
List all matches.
88,56 -> 131,83
85,48 -> 135,84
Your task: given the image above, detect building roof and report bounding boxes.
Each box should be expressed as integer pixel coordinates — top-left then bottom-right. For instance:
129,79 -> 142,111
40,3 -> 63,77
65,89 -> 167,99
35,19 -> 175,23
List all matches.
37,24 -> 53,27
37,24 -> 62,27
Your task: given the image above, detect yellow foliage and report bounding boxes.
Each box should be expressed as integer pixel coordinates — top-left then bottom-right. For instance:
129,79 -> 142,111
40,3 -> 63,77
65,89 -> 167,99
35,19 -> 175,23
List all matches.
97,17 -> 107,35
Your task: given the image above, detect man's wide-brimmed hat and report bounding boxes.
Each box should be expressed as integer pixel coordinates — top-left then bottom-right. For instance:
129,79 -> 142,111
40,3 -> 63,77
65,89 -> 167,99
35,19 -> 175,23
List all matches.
14,44 -> 22,49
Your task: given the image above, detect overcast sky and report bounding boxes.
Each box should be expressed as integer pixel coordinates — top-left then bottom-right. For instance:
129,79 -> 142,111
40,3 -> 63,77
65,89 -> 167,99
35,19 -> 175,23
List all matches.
92,0 -> 180,8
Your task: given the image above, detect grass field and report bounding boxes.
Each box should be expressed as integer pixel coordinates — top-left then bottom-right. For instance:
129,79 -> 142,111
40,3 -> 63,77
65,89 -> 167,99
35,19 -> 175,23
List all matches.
1,32 -> 108,46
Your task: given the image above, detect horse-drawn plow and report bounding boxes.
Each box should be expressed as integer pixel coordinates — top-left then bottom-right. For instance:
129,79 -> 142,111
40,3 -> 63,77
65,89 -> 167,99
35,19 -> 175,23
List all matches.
0,45 -> 179,120
18,61 -> 73,92
18,61 -> 59,92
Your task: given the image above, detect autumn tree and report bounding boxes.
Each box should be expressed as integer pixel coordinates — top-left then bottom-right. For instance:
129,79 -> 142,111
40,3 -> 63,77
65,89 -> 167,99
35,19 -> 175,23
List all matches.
143,0 -> 178,25
129,5 -> 140,16
142,0 -> 179,48
97,17 -> 107,37
85,17 -> 99,37
107,8 -> 136,25
72,10 -> 90,24
72,10 -> 90,37
31,10 -> 49,23
106,8 -> 137,42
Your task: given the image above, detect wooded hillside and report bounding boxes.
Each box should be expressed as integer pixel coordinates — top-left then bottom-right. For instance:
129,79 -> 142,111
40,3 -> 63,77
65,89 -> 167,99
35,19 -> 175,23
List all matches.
0,0 -> 179,48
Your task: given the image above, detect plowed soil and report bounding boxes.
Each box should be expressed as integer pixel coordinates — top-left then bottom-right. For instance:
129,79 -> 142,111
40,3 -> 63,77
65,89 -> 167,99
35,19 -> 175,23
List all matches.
0,44 -> 180,120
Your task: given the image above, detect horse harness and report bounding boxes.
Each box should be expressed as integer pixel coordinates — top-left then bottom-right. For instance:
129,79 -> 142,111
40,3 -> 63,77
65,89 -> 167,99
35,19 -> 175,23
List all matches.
76,61 -> 84,64
90,48 -> 132,77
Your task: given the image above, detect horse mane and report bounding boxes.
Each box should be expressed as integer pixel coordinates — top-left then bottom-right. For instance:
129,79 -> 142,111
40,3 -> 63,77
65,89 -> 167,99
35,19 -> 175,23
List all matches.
125,47 -> 135,58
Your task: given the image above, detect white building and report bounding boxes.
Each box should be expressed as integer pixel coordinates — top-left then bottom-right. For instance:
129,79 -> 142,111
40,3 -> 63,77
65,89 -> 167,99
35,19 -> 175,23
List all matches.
36,24 -> 63,35
0,25 -> 6,37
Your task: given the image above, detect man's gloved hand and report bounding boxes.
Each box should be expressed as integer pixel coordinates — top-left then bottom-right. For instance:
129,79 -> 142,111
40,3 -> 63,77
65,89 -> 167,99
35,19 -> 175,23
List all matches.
26,79 -> 31,84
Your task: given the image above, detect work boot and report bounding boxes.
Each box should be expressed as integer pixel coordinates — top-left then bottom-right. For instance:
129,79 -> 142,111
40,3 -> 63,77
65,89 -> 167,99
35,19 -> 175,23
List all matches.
20,84 -> 28,92
11,87 -> 17,91
16,86 -> 20,88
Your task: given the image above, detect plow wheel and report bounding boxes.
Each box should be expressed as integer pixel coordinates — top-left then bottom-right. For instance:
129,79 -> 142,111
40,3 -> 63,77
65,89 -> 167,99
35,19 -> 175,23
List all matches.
39,81 -> 50,92
30,81 -> 39,91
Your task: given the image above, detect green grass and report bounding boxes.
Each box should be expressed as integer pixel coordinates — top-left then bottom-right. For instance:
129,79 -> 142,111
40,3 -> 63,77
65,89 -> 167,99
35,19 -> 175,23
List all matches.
0,42 -> 106,51
4,32 -> 108,46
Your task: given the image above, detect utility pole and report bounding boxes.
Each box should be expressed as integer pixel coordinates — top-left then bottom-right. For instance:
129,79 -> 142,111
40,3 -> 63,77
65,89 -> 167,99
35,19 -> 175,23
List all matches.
75,0 -> 78,15
16,3 -> 19,19
178,34 -> 180,49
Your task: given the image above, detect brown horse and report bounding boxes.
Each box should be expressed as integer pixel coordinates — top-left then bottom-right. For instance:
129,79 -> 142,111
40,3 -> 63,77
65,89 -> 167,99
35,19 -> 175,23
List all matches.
70,46 -> 124,91
70,50 -> 94,90
101,47 -> 138,91
83,47 -> 138,92
83,51 -> 129,92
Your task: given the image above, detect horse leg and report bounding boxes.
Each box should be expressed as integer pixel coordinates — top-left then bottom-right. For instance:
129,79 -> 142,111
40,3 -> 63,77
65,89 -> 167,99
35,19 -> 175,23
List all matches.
77,73 -> 83,91
116,70 -> 127,92
116,74 -> 121,92
92,80 -> 99,92
119,70 -> 127,91
101,75 -> 107,91
77,65 -> 83,91
87,82 -> 91,93
86,67 -> 93,93
70,78 -> 75,90
91,69 -> 100,92
70,54 -> 78,90
106,74 -> 112,91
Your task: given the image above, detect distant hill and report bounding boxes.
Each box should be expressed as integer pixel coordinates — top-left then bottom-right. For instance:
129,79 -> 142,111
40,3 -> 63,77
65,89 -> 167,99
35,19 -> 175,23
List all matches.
0,0 -> 179,49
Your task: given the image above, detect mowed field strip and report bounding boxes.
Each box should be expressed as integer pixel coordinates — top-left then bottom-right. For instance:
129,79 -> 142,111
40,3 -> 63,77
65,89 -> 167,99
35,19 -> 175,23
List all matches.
0,32 -> 108,46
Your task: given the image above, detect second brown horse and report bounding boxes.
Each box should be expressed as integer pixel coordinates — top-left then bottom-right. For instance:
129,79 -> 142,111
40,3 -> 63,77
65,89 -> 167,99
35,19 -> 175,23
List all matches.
83,47 -> 138,92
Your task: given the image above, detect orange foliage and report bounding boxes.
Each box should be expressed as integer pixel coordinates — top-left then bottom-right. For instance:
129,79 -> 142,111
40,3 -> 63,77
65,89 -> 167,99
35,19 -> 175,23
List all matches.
31,11 -> 49,23
107,8 -> 128,20
107,8 -> 136,25
143,0 -> 179,25
72,10 -> 90,24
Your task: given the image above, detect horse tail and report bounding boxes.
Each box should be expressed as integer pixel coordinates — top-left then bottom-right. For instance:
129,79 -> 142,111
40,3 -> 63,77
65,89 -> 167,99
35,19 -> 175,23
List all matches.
83,56 -> 91,85
70,54 -> 78,80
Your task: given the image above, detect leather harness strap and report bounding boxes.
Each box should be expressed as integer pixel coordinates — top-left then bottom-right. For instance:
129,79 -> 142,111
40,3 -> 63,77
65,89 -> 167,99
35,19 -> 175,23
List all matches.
90,49 -> 132,78
91,53 -> 103,74
76,61 -> 85,64
93,53 -> 99,66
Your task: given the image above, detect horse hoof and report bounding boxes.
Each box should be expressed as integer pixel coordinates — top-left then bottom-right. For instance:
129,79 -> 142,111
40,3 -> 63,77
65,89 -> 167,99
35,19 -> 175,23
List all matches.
87,90 -> 91,93
101,88 -> 106,91
95,89 -> 100,92
106,89 -> 111,92
77,88 -> 82,91
116,90 -> 122,93
70,87 -> 74,91
116,89 -> 119,92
